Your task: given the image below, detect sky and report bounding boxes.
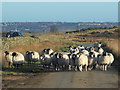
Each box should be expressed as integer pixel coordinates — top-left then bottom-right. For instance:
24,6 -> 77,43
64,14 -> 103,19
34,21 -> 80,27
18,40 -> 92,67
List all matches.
1,2 -> 118,22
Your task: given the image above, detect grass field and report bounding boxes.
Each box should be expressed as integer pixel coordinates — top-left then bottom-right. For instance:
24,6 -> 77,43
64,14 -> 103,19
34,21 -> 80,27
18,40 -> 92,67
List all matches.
1,28 -> 119,73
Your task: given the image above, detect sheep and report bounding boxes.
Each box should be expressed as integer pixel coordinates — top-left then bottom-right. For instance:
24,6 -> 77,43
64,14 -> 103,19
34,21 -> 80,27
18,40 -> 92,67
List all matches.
85,46 -> 90,51
77,45 -> 85,52
12,52 -> 25,68
81,49 -> 89,56
40,54 -> 53,69
78,45 -> 85,49
51,52 -> 59,71
41,49 -> 47,55
98,47 -> 104,55
69,53 -> 77,71
57,52 -> 70,71
75,53 -> 88,72
94,42 -> 102,51
68,46 -> 79,54
68,46 -> 73,52
89,47 -> 95,52
4,51 -> 13,67
94,42 -> 102,48
46,48 -> 54,55
41,48 -> 54,55
25,51 -> 40,63
107,53 -> 114,67
88,52 -> 96,70
97,52 -> 114,71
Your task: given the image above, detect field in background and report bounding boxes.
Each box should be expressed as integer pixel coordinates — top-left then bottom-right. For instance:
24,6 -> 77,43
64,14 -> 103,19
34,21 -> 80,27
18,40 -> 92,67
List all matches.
1,28 -> 120,73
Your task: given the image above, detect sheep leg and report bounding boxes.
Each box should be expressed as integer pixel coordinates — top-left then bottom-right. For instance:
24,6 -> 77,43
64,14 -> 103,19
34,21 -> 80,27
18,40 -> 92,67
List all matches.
54,65 -> 57,71
100,64 -> 104,71
85,65 -> 88,71
108,63 -> 111,68
65,65 -> 70,71
8,62 -> 12,68
102,65 -> 105,71
71,65 -> 75,71
79,65 -> 83,72
75,66 -> 77,71
62,65 -> 65,71
104,64 -> 107,71
68,65 -> 71,71
88,65 -> 92,71
16,64 -> 19,69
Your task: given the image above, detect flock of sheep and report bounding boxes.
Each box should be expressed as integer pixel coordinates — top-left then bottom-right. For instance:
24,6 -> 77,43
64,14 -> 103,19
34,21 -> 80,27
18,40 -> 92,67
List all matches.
4,42 -> 114,72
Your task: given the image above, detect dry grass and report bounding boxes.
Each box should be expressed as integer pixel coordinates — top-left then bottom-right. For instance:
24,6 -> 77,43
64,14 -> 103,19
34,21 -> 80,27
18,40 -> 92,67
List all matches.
105,38 -> 119,54
2,31 -> 119,68
2,33 -> 86,67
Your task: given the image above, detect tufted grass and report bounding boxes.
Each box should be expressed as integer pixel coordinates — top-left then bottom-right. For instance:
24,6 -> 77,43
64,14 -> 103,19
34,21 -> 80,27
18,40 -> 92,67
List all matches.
1,31 -> 119,74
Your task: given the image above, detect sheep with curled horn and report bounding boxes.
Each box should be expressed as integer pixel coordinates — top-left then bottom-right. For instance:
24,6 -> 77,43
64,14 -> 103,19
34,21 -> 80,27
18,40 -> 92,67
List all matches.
25,51 -> 40,64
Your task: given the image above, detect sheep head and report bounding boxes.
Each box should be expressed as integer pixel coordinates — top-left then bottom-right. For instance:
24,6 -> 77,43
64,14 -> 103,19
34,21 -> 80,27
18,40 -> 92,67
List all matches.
4,51 -> 9,56
12,52 -> 18,57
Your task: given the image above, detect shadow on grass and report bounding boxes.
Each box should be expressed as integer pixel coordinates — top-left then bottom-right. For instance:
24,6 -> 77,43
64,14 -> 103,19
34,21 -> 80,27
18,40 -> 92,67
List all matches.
2,63 -> 45,73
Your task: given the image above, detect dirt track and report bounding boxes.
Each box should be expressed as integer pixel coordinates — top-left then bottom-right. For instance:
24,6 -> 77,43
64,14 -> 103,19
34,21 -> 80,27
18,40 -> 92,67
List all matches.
2,67 -> 118,88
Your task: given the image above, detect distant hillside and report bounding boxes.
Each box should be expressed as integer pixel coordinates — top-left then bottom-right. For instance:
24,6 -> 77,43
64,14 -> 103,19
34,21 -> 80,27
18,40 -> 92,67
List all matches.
1,22 -> 118,33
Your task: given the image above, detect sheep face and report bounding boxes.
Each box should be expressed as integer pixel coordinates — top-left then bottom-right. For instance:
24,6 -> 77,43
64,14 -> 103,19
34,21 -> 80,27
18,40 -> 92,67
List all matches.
90,47 -> 94,51
26,51 -> 35,60
103,52 -> 107,56
72,54 -> 77,60
4,51 -> 9,56
59,54 -> 63,59
12,52 -> 18,57
89,52 -> 95,58
4,51 -> 13,65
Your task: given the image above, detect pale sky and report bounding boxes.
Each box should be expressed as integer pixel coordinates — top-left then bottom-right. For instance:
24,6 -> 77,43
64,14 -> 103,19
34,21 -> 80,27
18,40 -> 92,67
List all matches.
1,1 -> 119,22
